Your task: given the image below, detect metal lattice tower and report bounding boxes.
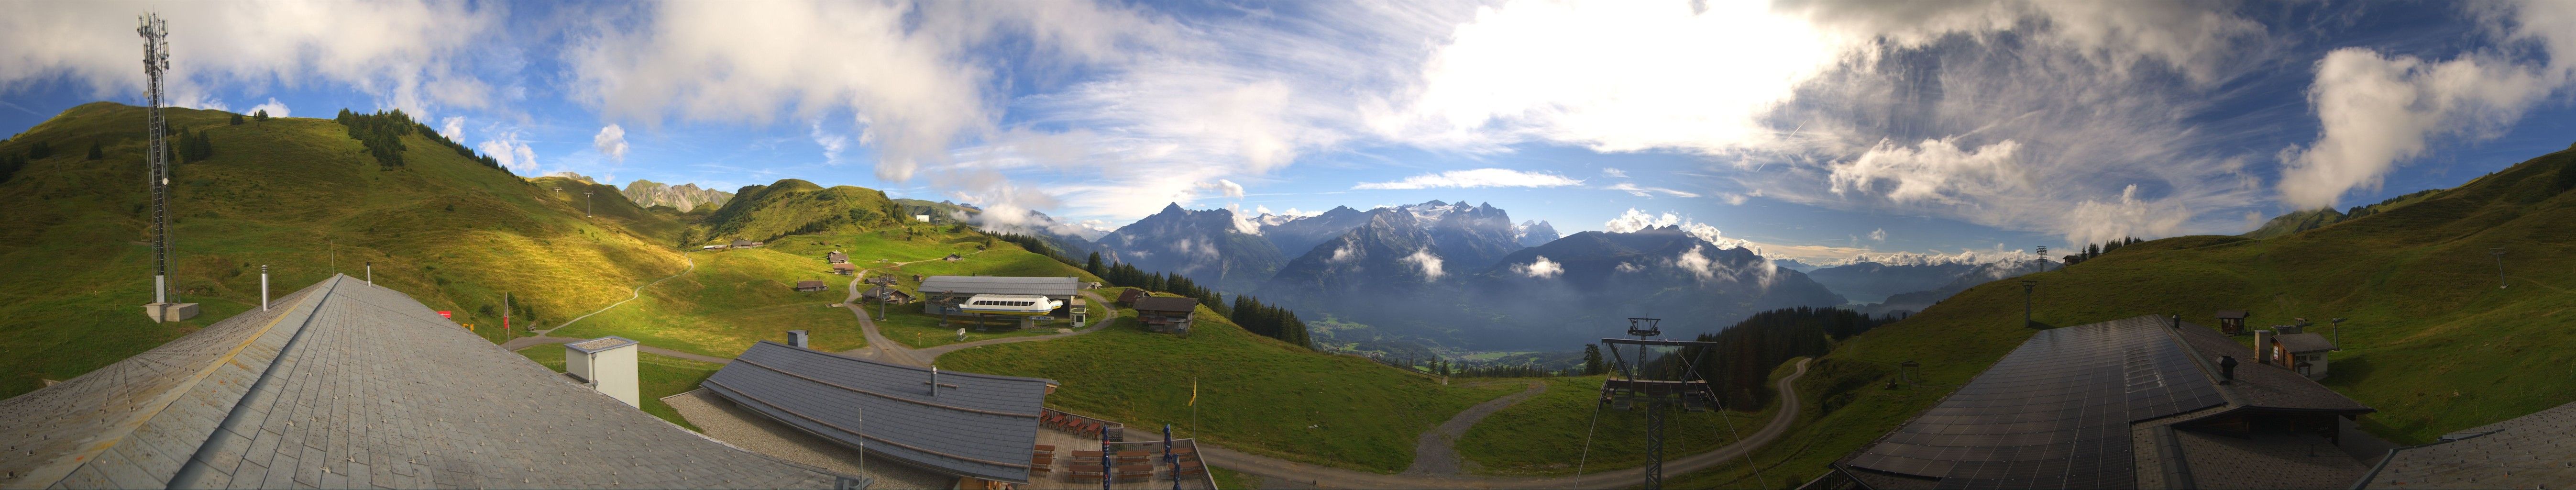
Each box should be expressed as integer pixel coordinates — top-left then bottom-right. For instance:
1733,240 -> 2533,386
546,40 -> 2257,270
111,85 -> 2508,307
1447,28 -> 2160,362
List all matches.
139,13 -> 174,306
1596,317 -> 1723,490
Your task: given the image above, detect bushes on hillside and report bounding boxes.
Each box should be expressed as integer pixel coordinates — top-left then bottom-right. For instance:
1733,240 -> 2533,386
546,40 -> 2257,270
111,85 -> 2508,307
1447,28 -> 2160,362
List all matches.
175,127 -> 213,162
1649,306 -> 1896,410
333,108 -> 510,173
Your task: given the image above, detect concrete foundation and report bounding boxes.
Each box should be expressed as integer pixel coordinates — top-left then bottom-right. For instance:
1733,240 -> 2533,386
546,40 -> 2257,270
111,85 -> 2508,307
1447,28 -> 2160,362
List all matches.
143,302 -> 200,322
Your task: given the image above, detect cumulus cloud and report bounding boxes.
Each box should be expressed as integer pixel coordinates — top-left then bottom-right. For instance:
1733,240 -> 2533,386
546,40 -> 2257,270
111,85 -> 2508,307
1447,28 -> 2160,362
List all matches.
438,116 -> 465,140
0,2 -> 501,119
1828,138 -> 2026,205
1869,228 -> 1887,242
593,124 -> 628,162
2276,48 -> 2560,208
1199,179 -> 1246,199
1403,247 -> 1445,279
1515,255 -> 1563,278
1329,245 -> 1358,264
1673,245 -> 1720,281
1601,208 -> 1749,249
247,98 -> 291,118
477,130 -> 539,174
1353,168 -> 1582,190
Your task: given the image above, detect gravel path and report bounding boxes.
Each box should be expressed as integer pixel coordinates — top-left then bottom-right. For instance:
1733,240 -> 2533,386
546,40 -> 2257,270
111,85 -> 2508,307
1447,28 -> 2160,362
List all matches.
1403,381 -> 1549,477
536,249 -> 696,335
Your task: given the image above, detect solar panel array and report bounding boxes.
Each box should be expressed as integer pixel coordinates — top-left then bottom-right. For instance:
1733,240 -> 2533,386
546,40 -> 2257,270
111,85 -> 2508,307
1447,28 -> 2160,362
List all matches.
1846,316 -> 2228,489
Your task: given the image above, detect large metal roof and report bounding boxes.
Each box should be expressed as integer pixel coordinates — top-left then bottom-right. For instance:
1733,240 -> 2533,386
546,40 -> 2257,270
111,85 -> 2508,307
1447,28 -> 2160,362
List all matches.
0,275 -> 848,489
1131,296 -> 1200,313
917,276 -> 1078,298
704,342 -> 1057,484
1840,315 -> 2230,489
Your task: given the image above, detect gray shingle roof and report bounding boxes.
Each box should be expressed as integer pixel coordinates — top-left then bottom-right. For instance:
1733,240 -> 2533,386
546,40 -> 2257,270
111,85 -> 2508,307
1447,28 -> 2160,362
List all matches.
2274,332 -> 2336,353
1131,296 -> 1199,313
2359,399 -> 2576,488
0,275 -> 848,489
704,342 -> 1055,484
917,276 -> 1077,298
2168,323 -> 2371,412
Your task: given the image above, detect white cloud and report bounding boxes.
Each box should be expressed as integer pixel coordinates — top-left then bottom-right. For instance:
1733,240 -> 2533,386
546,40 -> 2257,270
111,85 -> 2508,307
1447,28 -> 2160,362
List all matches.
2276,48 -> 2560,208
477,130 -> 539,174
1354,168 -> 1583,190
1403,247 -> 1445,280
1615,262 -> 1644,273
438,116 -> 465,140
810,120 -> 851,165
1604,182 -> 1701,198
593,124 -> 629,162
247,98 -> 291,118
1600,167 -> 1628,178
1674,245 -> 1720,281
1828,138 -> 2025,205
1515,255 -> 1563,278
1869,228 -> 1887,242
1602,208 -> 1750,249
1329,245 -> 1357,264
0,2 -> 501,120
1223,203 -> 1262,235
1199,179 -> 1246,199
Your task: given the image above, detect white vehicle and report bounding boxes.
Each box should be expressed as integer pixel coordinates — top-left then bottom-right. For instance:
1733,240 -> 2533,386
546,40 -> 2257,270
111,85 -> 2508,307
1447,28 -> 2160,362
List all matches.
957,294 -> 1063,316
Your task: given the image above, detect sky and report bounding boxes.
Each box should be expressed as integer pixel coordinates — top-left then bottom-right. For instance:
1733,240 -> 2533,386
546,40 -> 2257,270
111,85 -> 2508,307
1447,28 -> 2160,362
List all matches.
5,0 -> 2576,266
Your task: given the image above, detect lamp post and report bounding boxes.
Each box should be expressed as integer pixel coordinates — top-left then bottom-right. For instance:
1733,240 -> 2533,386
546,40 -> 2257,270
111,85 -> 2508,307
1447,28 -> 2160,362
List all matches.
583,189 -> 594,218
2490,247 -> 2508,289
2021,279 -> 2037,328
2331,318 -> 2346,350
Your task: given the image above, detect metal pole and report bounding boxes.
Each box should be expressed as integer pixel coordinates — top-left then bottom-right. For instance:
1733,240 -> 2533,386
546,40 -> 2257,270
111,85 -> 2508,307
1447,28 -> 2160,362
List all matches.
2022,280 -> 2037,328
260,265 -> 268,311
2491,248 -> 2508,289
1643,402 -> 1664,490
365,262 -> 372,286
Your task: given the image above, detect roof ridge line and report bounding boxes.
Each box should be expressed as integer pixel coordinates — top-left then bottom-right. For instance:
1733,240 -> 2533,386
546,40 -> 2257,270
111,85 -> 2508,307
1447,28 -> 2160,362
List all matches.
32,275 -> 343,488
162,275 -> 352,486
2153,315 -> 2249,410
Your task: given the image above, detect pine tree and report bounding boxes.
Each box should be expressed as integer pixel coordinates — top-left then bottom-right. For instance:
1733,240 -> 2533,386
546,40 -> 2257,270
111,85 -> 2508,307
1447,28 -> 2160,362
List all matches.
87,142 -> 102,160
231,113 -> 244,125
1085,252 -> 1102,276
253,109 -> 269,122
1583,344 -> 1605,375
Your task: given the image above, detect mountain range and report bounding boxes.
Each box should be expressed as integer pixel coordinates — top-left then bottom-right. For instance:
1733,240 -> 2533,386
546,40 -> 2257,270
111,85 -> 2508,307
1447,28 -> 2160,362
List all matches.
620,179 -> 734,212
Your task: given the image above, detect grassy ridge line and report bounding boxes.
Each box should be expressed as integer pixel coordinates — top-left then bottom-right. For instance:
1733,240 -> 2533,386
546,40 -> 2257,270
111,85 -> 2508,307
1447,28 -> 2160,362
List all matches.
1454,375 -> 1774,477
1665,145 -> 2576,487
0,102 -> 688,397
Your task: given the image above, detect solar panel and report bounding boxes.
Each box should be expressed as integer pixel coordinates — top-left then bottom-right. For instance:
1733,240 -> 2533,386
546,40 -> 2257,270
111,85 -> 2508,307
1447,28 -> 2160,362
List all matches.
1848,316 -> 2226,489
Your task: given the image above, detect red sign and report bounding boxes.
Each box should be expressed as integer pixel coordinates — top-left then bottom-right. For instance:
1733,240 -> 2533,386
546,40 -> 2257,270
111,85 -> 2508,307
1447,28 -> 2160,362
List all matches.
437,311 -> 452,319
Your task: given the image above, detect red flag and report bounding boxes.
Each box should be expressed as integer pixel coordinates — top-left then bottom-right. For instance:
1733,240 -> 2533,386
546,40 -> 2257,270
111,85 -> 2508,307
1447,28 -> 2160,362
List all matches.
437,311 -> 451,319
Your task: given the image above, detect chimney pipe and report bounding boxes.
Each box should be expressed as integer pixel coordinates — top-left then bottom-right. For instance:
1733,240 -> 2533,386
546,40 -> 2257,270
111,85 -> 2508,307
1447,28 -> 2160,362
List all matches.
2218,356 -> 2237,384
788,330 -> 808,349
929,366 -> 940,397
259,265 -> 269,311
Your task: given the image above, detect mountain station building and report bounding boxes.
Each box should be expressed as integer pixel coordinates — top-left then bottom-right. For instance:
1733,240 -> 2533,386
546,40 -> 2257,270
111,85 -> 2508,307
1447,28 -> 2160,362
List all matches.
918,276 -> 1079,317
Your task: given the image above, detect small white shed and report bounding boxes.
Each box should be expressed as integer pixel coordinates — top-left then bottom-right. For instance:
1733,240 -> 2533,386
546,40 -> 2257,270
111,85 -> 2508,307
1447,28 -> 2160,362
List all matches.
565,336 -> 641,407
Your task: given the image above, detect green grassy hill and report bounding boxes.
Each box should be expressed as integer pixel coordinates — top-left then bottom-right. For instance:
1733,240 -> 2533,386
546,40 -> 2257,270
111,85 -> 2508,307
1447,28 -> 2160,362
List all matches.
0,102 -> 689,397
1687,142 -> 2576,487
942,288 -> 1522,474
698,178 -> 912,244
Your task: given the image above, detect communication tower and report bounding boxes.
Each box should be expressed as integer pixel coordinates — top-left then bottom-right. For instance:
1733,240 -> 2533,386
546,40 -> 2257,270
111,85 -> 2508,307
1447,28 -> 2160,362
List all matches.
138,13 -> 197,322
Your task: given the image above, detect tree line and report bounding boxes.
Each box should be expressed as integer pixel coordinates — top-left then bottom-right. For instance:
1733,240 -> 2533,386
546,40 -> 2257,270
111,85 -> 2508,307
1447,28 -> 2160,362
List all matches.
334,109 -> 506,172
2061,236 -> 2144,265
1623,306 -> 1894,410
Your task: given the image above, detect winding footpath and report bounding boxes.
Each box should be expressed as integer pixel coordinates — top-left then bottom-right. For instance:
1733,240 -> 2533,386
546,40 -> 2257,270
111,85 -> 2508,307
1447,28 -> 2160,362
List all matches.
1405,381 -> 1551,477
536,250 -> 698,336
1165,357 -> 1813,490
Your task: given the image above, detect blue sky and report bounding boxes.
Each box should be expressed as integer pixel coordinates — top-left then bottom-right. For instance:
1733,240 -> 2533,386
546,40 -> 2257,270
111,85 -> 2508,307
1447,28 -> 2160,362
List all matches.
5,0 -> 2575,265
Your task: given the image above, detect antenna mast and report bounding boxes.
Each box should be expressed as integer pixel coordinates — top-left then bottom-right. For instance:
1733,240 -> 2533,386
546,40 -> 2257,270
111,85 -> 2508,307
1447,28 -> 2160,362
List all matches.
138,13 -> 195,321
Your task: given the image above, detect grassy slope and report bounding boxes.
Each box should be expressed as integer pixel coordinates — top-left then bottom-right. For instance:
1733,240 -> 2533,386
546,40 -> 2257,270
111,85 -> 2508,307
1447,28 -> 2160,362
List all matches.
940,290 -> 1522,474
1673,145 -> 2576,487
514,345 -> 723,431
0,102 -> 687,397
548,246 -> 866,357
1456,375 -> 1774,477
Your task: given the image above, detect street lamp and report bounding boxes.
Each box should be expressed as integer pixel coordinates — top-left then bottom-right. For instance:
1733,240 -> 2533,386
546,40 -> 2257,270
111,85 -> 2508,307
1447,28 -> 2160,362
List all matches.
2020,279 -> 2037,328
2490,247 -> 2508,289
583,189 -> 595,217
2331,318 -> 2346,350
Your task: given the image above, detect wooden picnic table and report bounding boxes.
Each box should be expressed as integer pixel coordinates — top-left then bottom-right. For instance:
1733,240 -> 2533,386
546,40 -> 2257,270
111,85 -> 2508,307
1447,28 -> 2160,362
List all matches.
1071,450 -> 1105,458
1031,454 -> 1055,466
1114,449 -> 1152,462
1035,445 -> 1057,454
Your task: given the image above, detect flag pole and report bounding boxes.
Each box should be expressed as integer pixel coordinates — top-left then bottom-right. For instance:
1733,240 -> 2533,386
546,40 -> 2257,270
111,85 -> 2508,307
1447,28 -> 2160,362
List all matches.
1190,377 -> 1198,438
